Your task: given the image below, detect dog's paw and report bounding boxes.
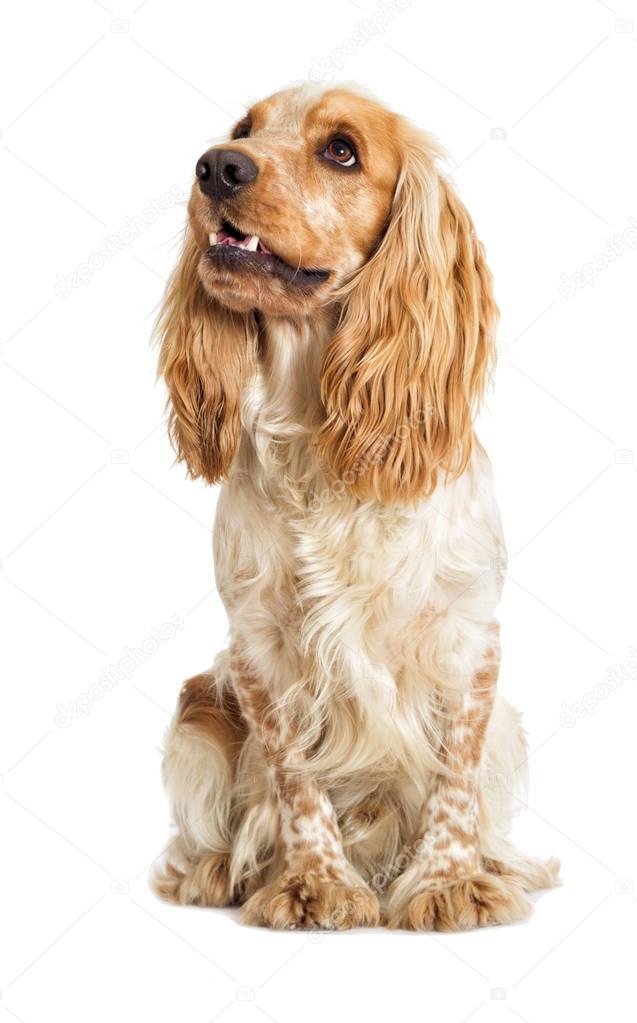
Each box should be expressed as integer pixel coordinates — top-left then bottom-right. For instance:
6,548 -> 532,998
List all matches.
153,853 -> 231,907
241,872 -> 380,930
387,872 -> 532,931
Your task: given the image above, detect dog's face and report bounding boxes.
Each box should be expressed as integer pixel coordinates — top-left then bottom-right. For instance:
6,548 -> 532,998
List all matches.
188,86 -> 402,315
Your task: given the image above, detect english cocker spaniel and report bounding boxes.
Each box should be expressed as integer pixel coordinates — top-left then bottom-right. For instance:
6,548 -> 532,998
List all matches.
153,83 -> 558,930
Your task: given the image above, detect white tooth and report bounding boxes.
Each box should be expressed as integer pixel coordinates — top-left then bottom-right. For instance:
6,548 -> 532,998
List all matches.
209,232 -> 217,246
246,235 -> 259,251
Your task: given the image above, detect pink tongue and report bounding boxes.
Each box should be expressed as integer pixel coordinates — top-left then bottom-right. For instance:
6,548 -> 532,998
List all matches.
216,228 -> 270,254
216,228 -> 247,247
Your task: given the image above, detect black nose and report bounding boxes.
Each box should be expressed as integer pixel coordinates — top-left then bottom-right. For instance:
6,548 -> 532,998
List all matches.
195,148 -> 258,200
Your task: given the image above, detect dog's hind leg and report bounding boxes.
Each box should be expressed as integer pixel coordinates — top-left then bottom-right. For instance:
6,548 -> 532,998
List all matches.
479,697 -> 561,895
152,665 -> 247,907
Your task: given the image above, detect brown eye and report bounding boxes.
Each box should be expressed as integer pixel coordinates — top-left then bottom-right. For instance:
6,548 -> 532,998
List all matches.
233,121 -> 251,140
323,137 -> 357,167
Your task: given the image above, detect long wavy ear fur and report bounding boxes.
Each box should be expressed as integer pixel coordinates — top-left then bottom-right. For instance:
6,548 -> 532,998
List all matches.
157,231 -> 257,483
316,128 -> 498,504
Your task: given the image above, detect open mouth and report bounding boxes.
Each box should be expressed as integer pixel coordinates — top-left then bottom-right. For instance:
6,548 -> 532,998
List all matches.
206,219 -> 330,288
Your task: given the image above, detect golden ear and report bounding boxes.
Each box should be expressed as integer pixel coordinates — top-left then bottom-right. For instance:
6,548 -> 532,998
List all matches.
316,131 -> 498,504
157,230 -> 257,483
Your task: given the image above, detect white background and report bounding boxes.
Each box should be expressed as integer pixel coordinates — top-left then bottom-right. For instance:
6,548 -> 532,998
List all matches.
2,1 -> 636,1020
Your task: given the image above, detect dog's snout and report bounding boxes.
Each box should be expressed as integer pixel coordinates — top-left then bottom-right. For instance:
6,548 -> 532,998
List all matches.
196,148 -> 258,200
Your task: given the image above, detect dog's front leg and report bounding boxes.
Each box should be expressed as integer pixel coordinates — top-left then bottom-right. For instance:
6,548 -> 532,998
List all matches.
387,628 -> 532,930
230,650 -> 380,929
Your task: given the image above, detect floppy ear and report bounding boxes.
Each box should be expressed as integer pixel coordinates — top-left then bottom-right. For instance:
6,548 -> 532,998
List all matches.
157,230 -> 257,483
316,129 -> 498,504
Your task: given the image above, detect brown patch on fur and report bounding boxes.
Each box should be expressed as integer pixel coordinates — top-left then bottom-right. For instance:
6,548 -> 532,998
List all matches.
291,790 -> 321,817
177,672 -> 247,758
444,646 -> 499,775
259,571 -> 302,631
448,823 -> 477,845
228,652 -> 283,757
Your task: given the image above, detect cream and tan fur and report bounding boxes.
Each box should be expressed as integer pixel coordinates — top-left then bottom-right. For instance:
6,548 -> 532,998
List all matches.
152,84 -> 559,930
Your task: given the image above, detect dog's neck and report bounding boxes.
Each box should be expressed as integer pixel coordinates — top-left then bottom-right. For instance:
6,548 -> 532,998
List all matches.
248,310 -> 337,436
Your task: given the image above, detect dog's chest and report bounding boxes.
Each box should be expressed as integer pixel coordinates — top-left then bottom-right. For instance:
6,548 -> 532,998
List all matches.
224,426 -> 439,651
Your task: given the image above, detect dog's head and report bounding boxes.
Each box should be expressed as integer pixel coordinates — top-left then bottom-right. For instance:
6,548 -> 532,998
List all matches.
187,85 -> 401,316
159,84 -> 497,501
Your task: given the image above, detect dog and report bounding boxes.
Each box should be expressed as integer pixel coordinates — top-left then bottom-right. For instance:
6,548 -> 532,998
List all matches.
153,83 -> 559,930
